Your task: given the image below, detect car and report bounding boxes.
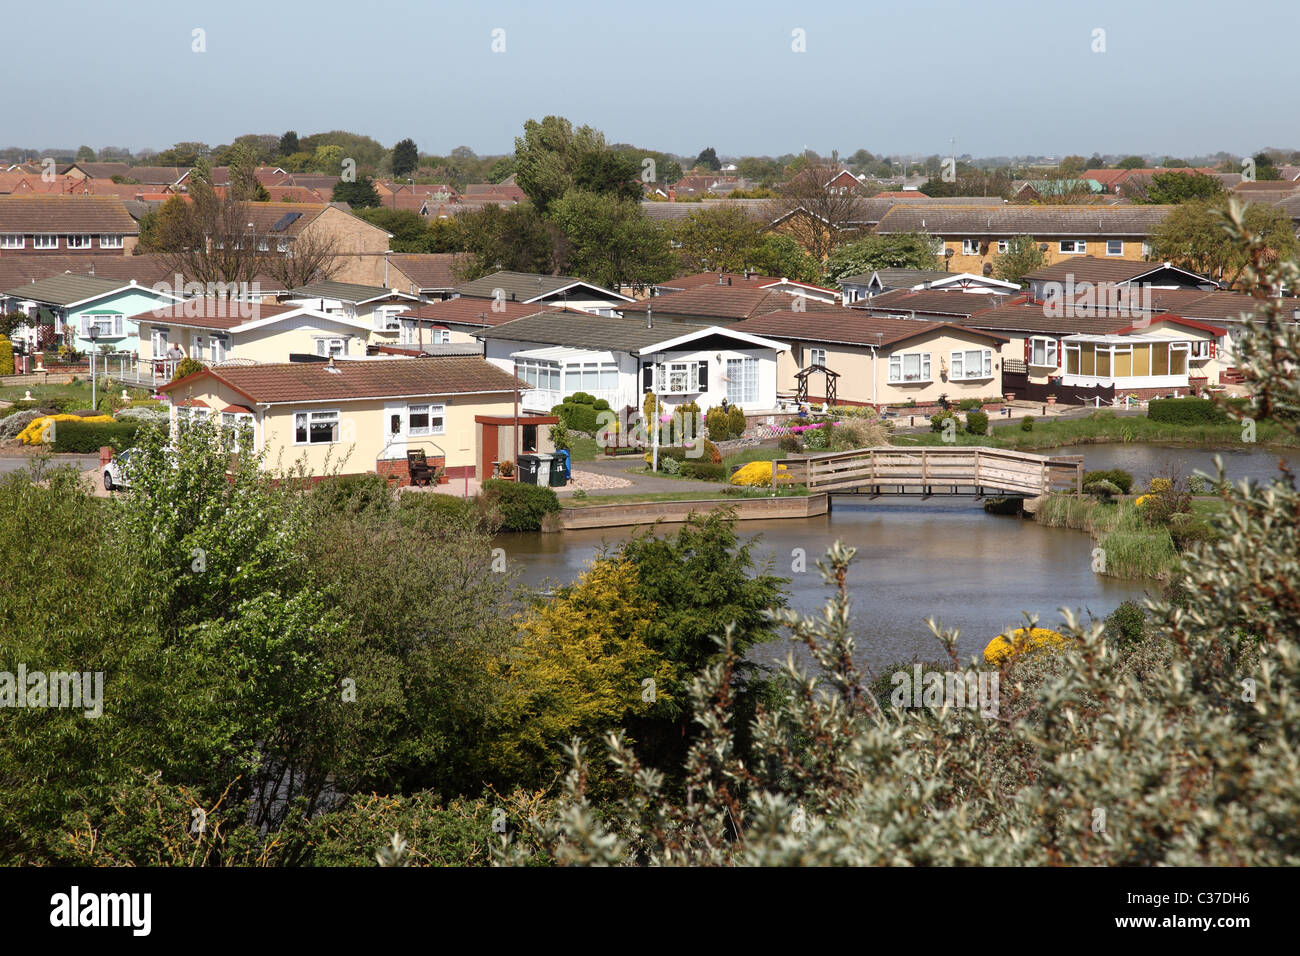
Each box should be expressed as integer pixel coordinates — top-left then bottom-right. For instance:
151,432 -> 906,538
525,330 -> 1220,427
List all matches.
103,448 -> 136,492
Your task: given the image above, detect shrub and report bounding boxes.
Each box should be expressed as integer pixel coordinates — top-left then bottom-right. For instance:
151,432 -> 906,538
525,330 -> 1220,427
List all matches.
1104,601 -> 1147,648
777,435 -> 801,454
548,423 -> 570,452
727,405 -> 746,439
930,410 -> 956,433
965,411 -> 989,435
1020,415 -> 1034,432
1147,397 -> 1230,425
1149,477 -> 1173,494
552,401 -> 598,434
1083,479 -> 1121,499
592,398 -> 610,411
660,456 -> 681,475
0,335 -> 14,376
730,460 -> 788,487
0,409 -> 42,440
310,474 -> 395,517
172,357 -> 206,382
50,419 -> 143,453
705,407 -> 729,442
397,491 -> 482,528
479,478 -> 559,531
1082,469 -> 1134,494
18,413 -> 114,445
1187,474 -> 1207,494
957,398 -> 981,411
680,461 -> 726,481
984,627 -> 1069,666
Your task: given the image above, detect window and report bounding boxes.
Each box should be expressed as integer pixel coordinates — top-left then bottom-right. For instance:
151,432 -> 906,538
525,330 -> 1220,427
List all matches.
150,327 -> 169,355
809,347 -> 827,368
0,235 -> 22,249
220,411 -> 254,451
294,410 -> 340,445
950,349 -> 993,380
32,235 -> 57,250
657,361 -> 693,394
405,403 -> 444,435
82,313 -> 123,337
276,239 -> 290,253
1141,241 -> 1152,257
1106,240 -> 1124,256
726,357 -> 758,404
66,235 -> 92,249
314,337 -> 347,358
99,234 -> 123,249
373,307 -> 401,331
1059,240 -> 1087,254
566,361 -> 618,394
209,335 -> 228,364
997,240 -> 1010,254
522,424 -> 538,452
1028,337 -> 1057,367
889,352 -> 931,383
175,405 -> 211,433
962,239 -> 981,255
1188,339 -> 1210,360
517,359 -> 561,391
257,238 -> 269,252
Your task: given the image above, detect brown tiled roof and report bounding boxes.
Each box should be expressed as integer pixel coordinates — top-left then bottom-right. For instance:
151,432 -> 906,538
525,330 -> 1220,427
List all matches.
656,271 -> 783,292
71,162 -> 133,179
956,303 -> 1135,335
860,289 -> 1011,318
1148,290 -> 1300,322
121,166 -> 190,185
136,299 -> 302,330
283,174 -> 340,192
1023,256 -> 1212,285
464,183 -> 525,202
398,299 -> 562,327
619,286 -> 841,322
385,253 -> 468,291
160,356 -> 526,404
264,185 -> 324,203
729,310 -> 1006,348
0,254 -> 286,293
875,204 -> 1173,236
0,195 -> 139,234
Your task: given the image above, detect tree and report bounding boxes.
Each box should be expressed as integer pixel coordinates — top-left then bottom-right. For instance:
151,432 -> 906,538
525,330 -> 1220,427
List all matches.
75,145 -> 95,162
453,202 -> 569,279
1116,155 -> 1147,170
672,205 -> 765,273
227,143 -> 265,202
513,115 -> 607,214
767,163 -> 868,261
279,130 -> 300,157
1057,155 -> 1086,176
695,147 -> 721,171
1251,152 -> 1281,181
993,235 -> 1047,285
154,141 -> 210,167
392,138 -> 420,178
1145,171 -> 1224,205
1163,157 -> 1189,168
823,234 -> 940,282
332,174 -> 382,208
571,149 -> 641,202
548,190 -> 675,291
1148,197 -> 1298,286
746,235 -> 824,284
1085,154 -> 1106,169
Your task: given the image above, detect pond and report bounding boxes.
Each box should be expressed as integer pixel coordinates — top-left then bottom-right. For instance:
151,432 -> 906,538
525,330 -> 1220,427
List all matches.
499,444 -> 1294,671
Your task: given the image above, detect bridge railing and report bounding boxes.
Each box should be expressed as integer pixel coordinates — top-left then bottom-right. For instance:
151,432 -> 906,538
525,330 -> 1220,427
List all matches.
770,446 -> 1082,496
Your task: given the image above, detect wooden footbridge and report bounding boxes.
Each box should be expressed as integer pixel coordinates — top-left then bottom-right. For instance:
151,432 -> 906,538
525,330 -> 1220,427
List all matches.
768,447 -> 1083,498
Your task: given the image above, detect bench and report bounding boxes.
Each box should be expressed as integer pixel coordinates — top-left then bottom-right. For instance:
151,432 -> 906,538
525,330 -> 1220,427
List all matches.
407,449 -> 438,486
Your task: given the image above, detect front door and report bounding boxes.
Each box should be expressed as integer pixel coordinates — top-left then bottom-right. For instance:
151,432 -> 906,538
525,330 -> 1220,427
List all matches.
383,401 -> 407,458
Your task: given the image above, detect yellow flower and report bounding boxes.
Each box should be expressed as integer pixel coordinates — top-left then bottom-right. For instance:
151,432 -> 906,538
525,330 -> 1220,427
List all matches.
984,627 -> 1069,666
17,413 -> 114,444
730,460 -> 787,487
1134,494 -> 1153,507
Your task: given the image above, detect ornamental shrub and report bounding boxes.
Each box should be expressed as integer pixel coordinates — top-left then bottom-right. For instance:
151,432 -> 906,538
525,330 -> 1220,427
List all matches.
726,405 -> 746,439
18,413 -> 115,445
705,407 -> 729,442
1083,479 -> 1121,499
680,461 -> 726,481
1082,469 -> 1134,494
479,478 -> 559,532
0,335 -> 14,376
1149,477 -> 1173,494
730,460 -> 788,487
965,411 -> 989,435
172,357 -> 206,382
50,419 -> 143,453
1147,397 -> 1230,425
1020,414 -> 1035,432
777,435 -> 801,454
1103,601 -> 1147,648
983,627 -> 1069,666
661,456 -> 681,476
930,410 -> 956,433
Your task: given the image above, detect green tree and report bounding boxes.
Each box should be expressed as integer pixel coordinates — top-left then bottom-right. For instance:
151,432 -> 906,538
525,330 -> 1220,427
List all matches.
548,190 -> 675,290
1148,197 -> 1298,286
1251,151 -> 1281,181
332,174 -> 382,208
354,207 -> 439,252
392,137 -> 420,178
993,235 -> 1048,285
1116,155 -> 1147,169
746,234 -> 821,283
453,202 -> 568,278
513,115 -> 607,214
672,205 -> 765,273
1145,171 -> 1224,205
75,145 -> 95,162
694,146 -> 721,171
1057,155 -> 1086,176
154,141 -> 210,167
278,130 -> 299,157
823,233 -> 940,282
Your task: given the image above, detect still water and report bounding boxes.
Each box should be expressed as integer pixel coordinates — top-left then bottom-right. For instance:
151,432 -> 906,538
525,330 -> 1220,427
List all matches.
499,444 -> 1297,670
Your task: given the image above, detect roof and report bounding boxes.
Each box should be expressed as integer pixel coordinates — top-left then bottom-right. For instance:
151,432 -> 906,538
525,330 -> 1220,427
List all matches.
839,268 -> 953,288
1023,256 -> 1214,286
160,356 -> 526,405
1147,289 -> 1300,322
656,271 -> 783,292
619,286 -> 843,322
480,310 -> 784,354
860,289 -> 1012,318
2,273 -> 140,306
731,310 -> 1007,348
70,162 -> 133,179
118,166 -> 190,185
639,199 -> 772,223
0,195 -> 139,234
135,300 -> 305,331
385,253 -> 467,291
958,302 -> 1226,337
397,297 -> 558,328
875,204 -> 1174,236
453,270 -> 630,303
289,280 -> 416,304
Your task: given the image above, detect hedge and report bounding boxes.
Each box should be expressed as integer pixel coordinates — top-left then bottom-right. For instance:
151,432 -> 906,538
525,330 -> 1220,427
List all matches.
681,461 -> 726,481
1147,397 -> 1230,425
50,419 -> 143,453
0,335 -> 14,376
1083,468 -> 1134,494
552,401 -> 600,434
479,478 -> 560,531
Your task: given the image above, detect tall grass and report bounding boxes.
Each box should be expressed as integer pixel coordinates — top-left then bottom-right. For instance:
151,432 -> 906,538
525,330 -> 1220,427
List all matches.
893,412 -> 1295,450
1033,494 -> 1179,579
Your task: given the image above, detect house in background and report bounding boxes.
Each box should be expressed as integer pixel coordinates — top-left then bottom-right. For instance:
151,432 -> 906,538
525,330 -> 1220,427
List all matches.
382,252 -> 466,299
284,280 -> 424,344
1022,257 -> 1218,304
393,298 -> 569,349
478,310 -> 790,418
619,285 -> 844,327
2,274 -> 182,356
839,269 -> 1019,304
0,195 -> 140,256
452,270 -> 633,315
158,356 -> 530,482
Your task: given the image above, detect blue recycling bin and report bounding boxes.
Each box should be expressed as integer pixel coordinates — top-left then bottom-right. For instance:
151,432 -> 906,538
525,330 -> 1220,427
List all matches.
555,448 -> 571,482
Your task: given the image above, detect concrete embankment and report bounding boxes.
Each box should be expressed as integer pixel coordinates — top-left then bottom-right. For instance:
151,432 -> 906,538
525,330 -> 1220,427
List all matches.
546,493 -> 829,531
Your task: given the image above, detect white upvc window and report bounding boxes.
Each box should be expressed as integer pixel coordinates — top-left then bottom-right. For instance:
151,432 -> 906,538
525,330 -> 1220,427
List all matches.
961,239 -> 981,255
1106,240 -> 1124,256
950,348 -> 993,380
565,361 -> 618,394
997,239 -> 1010,254
1141,241 -> 1153,256
0,234 -> 23,249
725,356 -> 758,404
220,411 -> 255,451
656,361 -> 693,394
209,334 -> 228,364
809,347 -> 827,368
1188,339 -> 1210,360
257,238 -> 269,252
82,313 -> 123,337
889,352 -> 931,383
407,403 -> 445,436
32,234 -> 57,249
314,336 -> 347,358
518,359 -> 561,391
294,409 -> 340,445
66,234 -> 92,249
373,306 -> 402,330
1028,337 -> 1057,367
150,327 -> 169,355
1059,240 -> 1087,254
99,234 -> 123,249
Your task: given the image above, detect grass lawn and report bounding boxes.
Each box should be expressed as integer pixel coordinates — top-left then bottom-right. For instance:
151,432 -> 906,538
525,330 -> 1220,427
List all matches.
566,435 -> 600,463
0,380 -> 154,408
891,411 -> 1298,451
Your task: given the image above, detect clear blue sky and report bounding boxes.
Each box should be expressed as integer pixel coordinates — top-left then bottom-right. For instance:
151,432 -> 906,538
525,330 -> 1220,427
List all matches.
8,0 -> 1298,159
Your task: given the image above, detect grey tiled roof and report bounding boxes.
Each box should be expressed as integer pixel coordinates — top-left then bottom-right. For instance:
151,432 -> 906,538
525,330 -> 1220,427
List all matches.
876,204 -> 1174,236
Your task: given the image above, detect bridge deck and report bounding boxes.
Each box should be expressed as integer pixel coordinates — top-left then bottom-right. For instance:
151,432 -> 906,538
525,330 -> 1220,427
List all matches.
769,447 -> 1082,497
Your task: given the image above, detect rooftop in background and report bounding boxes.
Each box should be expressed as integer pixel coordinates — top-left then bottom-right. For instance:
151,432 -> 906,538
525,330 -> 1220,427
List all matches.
480,309 -> 789,355
3,272 -> 140,306
857,289 -> 1012,318
160,356 -> 527,404
1023,257 -> 1216,287
289,280 -> 418,304
839,267 -> 954,288
397,298 -> 562,327
384,253 -> 467,291
620,286 -> 843,323
734,309 -> 1007,348
135,299 -> 302,331
453,270 -> 631,303
875,204 -> 1174,236
655,271 -> 783,292
0,195 -> 139,234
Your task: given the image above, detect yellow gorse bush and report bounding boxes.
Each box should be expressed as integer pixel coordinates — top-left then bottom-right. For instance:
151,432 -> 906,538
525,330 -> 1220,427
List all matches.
730,460 -> 787,487
1135,494 -> 1154,507
18,414 -> 114,445
984,627 -> 1069,666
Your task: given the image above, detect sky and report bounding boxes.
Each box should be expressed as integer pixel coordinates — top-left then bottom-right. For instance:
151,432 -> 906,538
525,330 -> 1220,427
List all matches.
5,0 -> 1298,161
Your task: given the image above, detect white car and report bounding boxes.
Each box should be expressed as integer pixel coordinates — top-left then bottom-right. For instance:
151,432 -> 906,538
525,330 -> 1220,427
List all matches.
103,448 -> 136,492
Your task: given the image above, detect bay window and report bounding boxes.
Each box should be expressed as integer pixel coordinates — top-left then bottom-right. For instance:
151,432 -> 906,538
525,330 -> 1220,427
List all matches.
950,348 -> 993,380
295,410 -> 339,445
888,352 -> 931,383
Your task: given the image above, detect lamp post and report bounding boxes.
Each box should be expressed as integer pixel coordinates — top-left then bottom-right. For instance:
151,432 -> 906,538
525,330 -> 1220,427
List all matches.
87,324 -> 100,411
650,352 -> 663,472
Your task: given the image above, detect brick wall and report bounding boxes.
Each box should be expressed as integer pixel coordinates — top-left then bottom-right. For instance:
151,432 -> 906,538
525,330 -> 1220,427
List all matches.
376,454 -> 448,485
